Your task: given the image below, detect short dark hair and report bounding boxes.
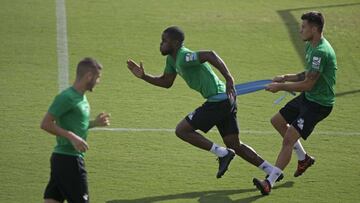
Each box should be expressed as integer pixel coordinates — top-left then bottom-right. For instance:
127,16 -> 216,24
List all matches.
163,26 -> 185,43
301,11 -> 325,32
76,57 -> 102,79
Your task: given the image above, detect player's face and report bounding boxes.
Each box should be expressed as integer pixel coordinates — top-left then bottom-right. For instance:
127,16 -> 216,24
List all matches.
87,69 -> 101,92
160,33 -> 174,56
300,20 -> 315,41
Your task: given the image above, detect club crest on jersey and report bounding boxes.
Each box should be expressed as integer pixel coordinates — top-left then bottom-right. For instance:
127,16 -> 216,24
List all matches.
185,53 -> 197,62
187,111 -> 195,120
83,194 -> 89,201
312,56 -> 321,69
297,118 -> 304,130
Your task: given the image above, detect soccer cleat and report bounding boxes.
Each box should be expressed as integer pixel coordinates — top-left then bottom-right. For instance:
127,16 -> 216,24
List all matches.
294,154 -> 315,177
253,178 -> 271,195
216,149 -> 235,179
265,173 -> 284,182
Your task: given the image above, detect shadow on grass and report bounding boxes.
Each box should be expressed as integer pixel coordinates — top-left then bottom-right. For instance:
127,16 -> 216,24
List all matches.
107,181 -> 294,203
335,89 -> 360,97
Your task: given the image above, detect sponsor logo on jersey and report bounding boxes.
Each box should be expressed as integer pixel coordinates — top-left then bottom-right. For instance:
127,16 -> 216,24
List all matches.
82,105 -> 90,114
312,56 -> 321,69
185,53 -> 197,62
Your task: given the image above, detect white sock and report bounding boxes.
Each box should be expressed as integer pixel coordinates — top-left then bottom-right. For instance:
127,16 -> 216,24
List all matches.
266,167 -> 283,187
258,160 -> 274,175
210,143 -> 228,157
293,140 -> 306,161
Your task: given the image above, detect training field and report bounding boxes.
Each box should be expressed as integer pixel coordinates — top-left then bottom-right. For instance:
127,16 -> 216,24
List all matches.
1,0 -> 360,202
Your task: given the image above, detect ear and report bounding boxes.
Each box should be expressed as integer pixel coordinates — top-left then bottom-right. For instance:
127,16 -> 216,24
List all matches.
311,26 -> 319,33
84,71 -> 93,81
174,40 -> 182,48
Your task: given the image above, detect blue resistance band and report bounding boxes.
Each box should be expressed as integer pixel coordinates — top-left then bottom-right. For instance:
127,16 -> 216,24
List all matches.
208,79 -> 273,100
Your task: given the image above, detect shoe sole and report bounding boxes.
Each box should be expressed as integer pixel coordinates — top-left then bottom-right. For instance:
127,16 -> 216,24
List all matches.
294,158 -> 315,177
216,150 -> 235,179
253,178 -> 270,195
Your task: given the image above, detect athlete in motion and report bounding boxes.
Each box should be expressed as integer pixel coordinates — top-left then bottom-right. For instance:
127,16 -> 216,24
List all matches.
127,26 -> 277,179
253,11 -> 337,195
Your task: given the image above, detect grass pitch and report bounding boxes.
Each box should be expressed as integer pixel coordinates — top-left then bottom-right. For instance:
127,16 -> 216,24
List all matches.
0,0 -> 359,202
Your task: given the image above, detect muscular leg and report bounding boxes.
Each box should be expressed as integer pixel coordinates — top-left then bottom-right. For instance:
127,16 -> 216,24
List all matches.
176,118 -> 235,178
270,112 -> 289,137
271,112 -> 306,161
175,119 -> 213,151
275,126 -> 301,170
253,126 -> 301,193
222,134 -> 264,167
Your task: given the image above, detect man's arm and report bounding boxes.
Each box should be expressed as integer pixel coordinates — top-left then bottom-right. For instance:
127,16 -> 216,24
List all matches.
266,71 -> 320,93
198,51 -> 236,99
40,112 -> 88,152
273,71 -> 306,82
142,73 -> 177,88
127,59 -> 176,88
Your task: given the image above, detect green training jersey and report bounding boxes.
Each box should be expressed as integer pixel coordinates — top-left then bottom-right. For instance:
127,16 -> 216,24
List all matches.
48,87 -> 90,157
164,46 -> 226,101
304,37 -> 337,106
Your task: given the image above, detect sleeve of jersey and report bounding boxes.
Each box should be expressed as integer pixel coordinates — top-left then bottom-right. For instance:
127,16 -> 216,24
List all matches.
309,51 -> 325,73
179,51 -> 201,68
48,94 -> 74,118
163,56 -> 177,74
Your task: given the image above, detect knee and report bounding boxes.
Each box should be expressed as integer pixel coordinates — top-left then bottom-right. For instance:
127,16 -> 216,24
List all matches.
232,142 -> 247,154
237,142 -> 245,150
175,123 -> 189,139
223,135 -> 240,150
270,116 -> 278,128
282,132 -> 298,148
225,142 -> 238,150
175,124 -> 183,138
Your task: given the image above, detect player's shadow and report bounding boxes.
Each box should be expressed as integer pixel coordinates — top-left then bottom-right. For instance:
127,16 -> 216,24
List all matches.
107,181 -> 294,203
335,89 -> 360,97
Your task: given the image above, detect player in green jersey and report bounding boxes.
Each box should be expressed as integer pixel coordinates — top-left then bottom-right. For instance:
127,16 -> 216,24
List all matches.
41,57 -> 110,203
127,26 -> 277,180
253,11 -> 337,195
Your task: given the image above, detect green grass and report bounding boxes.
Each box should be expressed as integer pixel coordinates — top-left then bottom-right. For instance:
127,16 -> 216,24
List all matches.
0,0 -> 360,202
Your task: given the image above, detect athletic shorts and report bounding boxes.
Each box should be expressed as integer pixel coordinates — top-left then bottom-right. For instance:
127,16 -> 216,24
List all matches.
280,93 -> 332,140
185,99 -> 239,137
44,153 -> 89,203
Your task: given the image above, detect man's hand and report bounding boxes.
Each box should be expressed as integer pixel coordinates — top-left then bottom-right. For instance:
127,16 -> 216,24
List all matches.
68,132 -> 89,152
225,76 -> 236,102
266,82 -> 283,93
272,75 -> 286,83
127,59 -> 145,79
94,112 -> 111,127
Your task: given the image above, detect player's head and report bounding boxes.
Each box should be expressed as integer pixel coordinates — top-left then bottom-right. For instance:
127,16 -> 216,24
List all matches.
76,57 -> 102,92
160,26 -> 185,55
300,11 -> 324,41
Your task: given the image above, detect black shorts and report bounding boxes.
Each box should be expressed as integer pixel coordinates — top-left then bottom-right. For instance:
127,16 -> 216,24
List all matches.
44,153 -> 89,203
280,93 -> 332,140
185,99 -> 239,137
